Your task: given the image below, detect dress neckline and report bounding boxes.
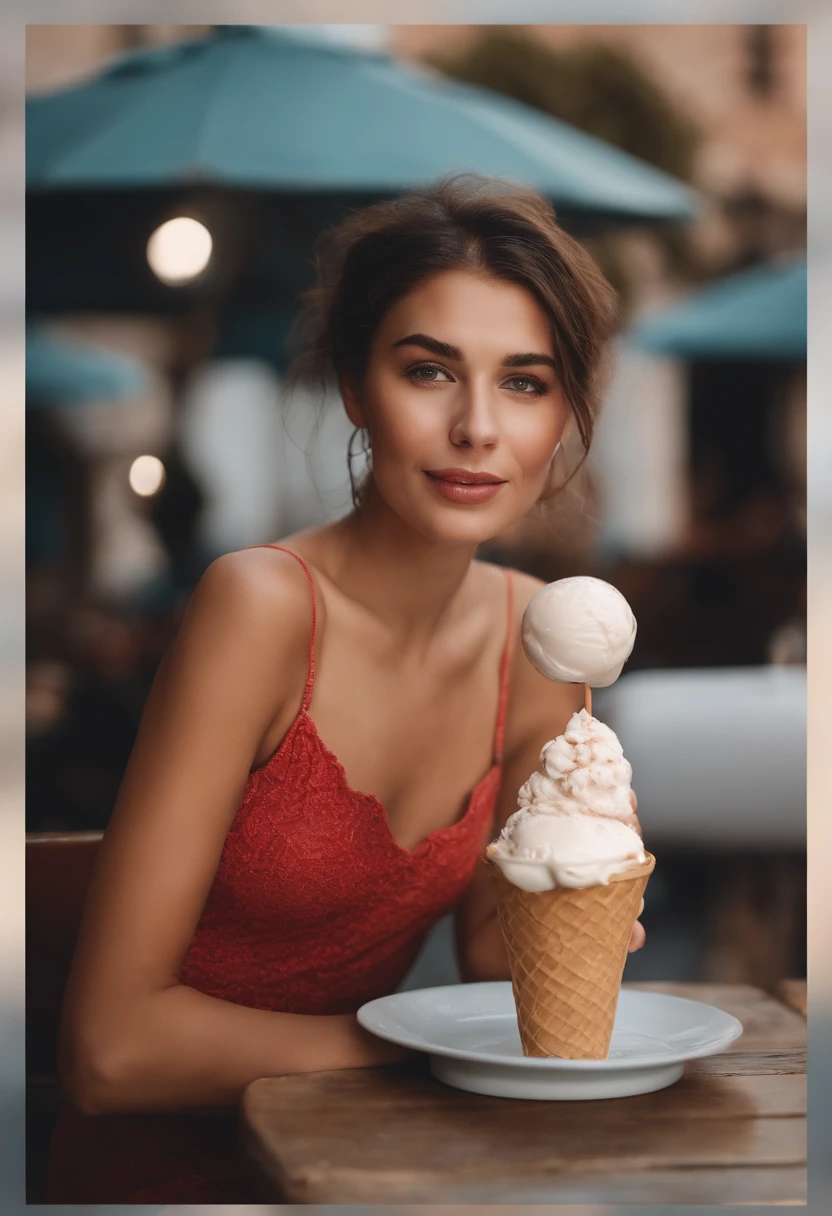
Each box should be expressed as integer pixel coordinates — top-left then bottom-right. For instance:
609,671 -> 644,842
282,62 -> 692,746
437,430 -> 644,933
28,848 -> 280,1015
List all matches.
252,705 -> 501,858
244,544 -> 513,858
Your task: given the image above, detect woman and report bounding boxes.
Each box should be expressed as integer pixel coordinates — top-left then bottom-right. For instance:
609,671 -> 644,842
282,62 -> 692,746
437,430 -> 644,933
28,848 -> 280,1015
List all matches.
47,173 -> 644,1203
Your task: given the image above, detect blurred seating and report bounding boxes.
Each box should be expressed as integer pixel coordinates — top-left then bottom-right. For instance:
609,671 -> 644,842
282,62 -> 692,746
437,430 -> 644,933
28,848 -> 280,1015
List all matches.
26,830 -> 102,1200
597,666 -> 806,847
598,667 -> 806,992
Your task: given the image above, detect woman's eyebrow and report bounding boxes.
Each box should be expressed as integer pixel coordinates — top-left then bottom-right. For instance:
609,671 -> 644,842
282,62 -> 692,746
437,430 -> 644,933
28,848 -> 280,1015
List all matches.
391,332 -> 462,360
391,332 -> 557,371
502,351 -> 558,371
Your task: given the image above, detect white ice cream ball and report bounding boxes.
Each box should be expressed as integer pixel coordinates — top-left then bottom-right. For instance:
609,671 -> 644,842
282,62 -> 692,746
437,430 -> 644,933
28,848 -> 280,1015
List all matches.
488,813 -> 644,891
496,859 -> 557,892
518,769 -> 560,807
521,576 -> 637,687
540,736 -> 575,777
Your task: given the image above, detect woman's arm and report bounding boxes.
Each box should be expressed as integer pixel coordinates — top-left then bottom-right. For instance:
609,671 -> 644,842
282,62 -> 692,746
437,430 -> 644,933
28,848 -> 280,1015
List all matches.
59,549 -> 407,1117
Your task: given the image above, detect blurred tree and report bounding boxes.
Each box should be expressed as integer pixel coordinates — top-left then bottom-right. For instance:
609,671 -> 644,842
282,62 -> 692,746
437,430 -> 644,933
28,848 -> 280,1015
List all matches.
426,30 -> 703,311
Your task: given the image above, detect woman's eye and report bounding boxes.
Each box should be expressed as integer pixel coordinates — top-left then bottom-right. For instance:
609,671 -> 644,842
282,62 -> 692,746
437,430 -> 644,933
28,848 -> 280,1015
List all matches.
408,364 -> 452,384
505,375 -> 547,395
406,365 -> 548,394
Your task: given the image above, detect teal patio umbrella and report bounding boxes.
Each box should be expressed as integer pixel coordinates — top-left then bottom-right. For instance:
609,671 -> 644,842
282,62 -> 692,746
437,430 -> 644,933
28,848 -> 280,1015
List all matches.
26,329 -> 149,564
26,328 -> 148,406
27,25 -> 697,230
629,257 -> 806,361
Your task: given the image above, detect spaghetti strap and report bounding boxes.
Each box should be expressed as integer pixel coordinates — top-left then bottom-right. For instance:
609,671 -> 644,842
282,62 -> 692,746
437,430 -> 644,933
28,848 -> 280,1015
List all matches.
494,569 -> 514,766
245,546 -> 510,757
247,544 -> 317,713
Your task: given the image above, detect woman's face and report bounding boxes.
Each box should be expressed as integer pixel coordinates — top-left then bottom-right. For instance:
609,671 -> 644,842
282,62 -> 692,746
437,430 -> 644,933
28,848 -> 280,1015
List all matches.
342,269 -> 571,545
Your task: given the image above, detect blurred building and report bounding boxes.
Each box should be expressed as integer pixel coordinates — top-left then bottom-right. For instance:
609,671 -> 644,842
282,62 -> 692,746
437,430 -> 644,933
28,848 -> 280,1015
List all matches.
393,23 -> 807,271
25,24 -> 215,93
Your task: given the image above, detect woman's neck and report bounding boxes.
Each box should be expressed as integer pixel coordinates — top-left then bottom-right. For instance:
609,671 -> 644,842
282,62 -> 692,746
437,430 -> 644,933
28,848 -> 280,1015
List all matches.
325,482 -> 480,653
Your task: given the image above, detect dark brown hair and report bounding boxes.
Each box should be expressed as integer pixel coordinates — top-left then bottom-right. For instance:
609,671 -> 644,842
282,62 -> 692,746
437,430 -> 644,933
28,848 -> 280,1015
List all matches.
286,173 -> 619,509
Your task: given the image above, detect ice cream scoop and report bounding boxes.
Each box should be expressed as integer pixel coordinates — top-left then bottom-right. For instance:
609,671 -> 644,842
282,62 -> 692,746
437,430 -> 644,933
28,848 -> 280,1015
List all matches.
487,709 -> 646,892
521,576 -> 636,687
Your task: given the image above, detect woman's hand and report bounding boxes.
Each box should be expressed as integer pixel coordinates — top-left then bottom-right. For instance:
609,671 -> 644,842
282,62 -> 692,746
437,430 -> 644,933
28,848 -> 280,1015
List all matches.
628,918 -> 646,953
627,788 -> 645,954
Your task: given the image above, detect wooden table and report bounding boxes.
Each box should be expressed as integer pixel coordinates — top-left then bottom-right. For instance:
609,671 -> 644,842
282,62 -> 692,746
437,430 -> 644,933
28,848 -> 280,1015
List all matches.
241,982 -> 806,1205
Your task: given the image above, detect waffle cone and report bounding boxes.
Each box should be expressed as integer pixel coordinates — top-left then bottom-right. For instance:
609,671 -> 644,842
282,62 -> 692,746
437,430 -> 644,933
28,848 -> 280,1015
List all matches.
489,852 -> 655,1059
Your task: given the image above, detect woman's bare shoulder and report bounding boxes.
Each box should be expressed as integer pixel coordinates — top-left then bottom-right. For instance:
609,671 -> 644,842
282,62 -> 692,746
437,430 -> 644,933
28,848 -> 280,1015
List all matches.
178,545 -> 318,673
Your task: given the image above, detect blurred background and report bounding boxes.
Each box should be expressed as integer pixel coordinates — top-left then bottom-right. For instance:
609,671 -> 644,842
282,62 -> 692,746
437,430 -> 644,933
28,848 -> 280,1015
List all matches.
24,23 -> 805,992
18,18 -> 811,1209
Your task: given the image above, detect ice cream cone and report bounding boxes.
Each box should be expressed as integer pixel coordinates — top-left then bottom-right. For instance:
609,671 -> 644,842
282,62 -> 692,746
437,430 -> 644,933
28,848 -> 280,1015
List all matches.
489,852 -> 655,1059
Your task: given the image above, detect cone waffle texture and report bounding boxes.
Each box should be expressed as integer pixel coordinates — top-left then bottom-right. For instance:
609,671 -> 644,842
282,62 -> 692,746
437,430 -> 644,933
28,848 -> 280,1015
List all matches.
490,853 -> 655,1060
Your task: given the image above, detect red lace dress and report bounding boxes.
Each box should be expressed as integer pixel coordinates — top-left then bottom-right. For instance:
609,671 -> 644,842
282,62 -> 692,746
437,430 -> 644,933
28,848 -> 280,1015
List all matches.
46,547 -> 514,1203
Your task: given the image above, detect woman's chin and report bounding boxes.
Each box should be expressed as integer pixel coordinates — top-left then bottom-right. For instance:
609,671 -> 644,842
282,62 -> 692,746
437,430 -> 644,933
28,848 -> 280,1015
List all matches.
409,501 -> 526,547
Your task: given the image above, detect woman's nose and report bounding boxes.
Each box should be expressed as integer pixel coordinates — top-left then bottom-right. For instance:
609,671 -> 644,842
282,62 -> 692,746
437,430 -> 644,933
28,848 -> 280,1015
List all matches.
448,382 -> 499,450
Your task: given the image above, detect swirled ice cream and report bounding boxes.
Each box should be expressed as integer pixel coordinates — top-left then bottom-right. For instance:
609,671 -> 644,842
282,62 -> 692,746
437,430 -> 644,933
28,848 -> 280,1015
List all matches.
521,577 -> 636,687
487,709 -> 647,891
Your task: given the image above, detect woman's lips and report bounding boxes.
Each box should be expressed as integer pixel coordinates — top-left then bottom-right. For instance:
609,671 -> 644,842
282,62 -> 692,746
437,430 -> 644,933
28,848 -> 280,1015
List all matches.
424,471 -> 506,504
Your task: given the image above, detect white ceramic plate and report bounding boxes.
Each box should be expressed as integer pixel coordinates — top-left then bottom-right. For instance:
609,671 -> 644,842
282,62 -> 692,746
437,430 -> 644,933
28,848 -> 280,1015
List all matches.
358,982 -> 743,1100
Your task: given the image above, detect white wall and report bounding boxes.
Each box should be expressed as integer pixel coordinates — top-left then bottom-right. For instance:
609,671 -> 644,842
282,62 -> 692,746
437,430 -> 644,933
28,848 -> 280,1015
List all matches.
592,340 -> 688,557
180,362 -> 364,553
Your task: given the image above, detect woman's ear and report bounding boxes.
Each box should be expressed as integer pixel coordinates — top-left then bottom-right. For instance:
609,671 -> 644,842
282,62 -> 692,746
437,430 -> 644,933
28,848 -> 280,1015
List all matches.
339,374 -> 367,430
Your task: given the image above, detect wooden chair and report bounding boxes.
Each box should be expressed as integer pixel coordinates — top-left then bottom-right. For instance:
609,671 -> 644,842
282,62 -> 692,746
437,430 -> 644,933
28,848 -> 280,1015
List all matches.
26,830 -> 102,1200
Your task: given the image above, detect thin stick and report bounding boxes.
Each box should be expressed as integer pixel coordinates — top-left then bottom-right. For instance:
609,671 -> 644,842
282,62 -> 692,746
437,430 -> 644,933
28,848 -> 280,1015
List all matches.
583,683 -> 592,715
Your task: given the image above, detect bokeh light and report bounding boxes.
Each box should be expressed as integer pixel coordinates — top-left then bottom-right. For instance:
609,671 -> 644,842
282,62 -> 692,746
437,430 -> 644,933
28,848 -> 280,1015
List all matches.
146,216 -> 212,285
128,454 -> 166,497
